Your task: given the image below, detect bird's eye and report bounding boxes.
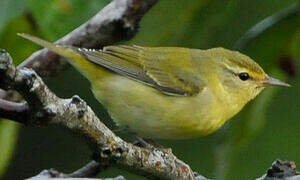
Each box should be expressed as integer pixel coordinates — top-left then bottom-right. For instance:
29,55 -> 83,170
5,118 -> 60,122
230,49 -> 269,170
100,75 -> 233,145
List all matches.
238,72 -> 250,81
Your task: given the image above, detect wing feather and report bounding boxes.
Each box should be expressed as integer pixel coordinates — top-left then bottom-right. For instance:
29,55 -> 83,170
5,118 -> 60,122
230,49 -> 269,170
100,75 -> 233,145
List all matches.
78,46 -> 204,96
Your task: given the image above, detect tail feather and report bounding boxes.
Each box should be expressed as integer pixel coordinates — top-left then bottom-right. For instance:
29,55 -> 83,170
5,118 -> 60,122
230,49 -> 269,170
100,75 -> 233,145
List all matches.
18,33 -> 107,81
18,33 -> 86,67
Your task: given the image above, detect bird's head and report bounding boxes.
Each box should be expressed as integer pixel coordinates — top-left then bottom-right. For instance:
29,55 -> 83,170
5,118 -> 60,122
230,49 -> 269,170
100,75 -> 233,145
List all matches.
208,48 -> 290,104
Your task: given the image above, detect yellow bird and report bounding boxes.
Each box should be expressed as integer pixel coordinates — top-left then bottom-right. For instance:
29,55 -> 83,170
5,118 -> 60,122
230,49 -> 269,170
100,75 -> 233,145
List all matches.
19,33 -> 290,139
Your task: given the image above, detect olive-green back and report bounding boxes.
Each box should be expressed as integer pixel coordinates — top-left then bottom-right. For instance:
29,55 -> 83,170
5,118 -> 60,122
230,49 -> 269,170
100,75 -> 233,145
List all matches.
79,46 -> 205,96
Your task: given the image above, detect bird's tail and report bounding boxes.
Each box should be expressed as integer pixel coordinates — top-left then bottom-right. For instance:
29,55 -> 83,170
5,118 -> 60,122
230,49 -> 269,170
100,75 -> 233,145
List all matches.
18,33 -> 106,81
18,33 -> 82,61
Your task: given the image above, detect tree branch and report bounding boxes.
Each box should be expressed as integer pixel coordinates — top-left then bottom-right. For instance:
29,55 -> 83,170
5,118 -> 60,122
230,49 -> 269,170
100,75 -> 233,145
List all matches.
256,160 -> 300,180
28,169 -> 124,180
27,161 -> 122,180
66,161 -> 104,178
0,0 -> 158,100
0,50 -> 199,179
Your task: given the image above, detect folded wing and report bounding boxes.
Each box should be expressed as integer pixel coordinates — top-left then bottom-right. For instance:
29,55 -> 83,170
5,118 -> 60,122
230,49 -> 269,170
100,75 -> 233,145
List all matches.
78,45 -> 204,96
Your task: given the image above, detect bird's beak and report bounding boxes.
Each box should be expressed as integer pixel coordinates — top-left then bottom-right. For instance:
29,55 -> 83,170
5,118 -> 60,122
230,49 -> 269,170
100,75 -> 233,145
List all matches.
262,75 -> 290,87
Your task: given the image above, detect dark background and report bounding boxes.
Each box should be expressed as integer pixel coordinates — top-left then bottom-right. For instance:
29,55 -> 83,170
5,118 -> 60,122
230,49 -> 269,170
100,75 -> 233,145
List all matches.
0,0 -> 299,179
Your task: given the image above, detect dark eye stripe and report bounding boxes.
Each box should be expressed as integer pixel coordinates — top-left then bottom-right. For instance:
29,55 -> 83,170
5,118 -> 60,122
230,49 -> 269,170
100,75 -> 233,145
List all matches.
238,72 -> 250,81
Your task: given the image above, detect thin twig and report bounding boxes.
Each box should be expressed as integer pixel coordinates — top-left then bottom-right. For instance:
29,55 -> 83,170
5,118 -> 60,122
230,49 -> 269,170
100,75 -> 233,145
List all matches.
0,99 -> 29,123
66,161 -> 104,178
28,168 -> 125,180
26,161 -> 117,180
234,3 -> 300,51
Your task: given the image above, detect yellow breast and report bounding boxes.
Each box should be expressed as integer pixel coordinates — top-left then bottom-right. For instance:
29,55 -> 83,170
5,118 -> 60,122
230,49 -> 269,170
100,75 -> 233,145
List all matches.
92,70 -> 238,139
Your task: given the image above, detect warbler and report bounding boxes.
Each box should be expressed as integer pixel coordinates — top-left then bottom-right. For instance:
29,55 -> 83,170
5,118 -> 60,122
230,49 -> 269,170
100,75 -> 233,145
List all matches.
19,33 -> 290,139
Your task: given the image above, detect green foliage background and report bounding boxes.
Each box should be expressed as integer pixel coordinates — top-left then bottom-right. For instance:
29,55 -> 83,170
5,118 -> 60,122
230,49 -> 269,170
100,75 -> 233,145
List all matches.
0,0 -> 299,179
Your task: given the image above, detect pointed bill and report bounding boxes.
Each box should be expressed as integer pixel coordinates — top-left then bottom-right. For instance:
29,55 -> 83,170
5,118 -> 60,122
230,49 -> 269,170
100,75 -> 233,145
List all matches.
264,75 -> 290,87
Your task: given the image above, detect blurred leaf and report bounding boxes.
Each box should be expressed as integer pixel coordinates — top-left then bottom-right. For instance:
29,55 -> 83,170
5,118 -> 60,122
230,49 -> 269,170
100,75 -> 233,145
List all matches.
289,27 -> 300,57
25,0 -> 108,40
132,0 -> 298,48
234,3 -> 300,51
0,0 -> 26,33
0,120 -> 19,177
0,15 -> 39,65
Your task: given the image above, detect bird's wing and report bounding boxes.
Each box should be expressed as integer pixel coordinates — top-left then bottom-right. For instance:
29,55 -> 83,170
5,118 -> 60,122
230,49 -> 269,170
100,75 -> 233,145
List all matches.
78,45 -> 204,96
17,33 -> 204,96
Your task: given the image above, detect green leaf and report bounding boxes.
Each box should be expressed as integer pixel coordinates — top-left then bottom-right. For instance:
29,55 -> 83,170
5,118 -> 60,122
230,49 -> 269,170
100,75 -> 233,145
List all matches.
25,0 -> 108,40
0,16 -> 39,65
0,120 -> 20,177
132,0 -> 298,48
0,0 -> 26,33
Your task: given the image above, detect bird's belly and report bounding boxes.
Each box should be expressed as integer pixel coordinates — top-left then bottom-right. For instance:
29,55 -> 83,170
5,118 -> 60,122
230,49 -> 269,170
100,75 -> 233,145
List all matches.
92,74 -> 226,139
